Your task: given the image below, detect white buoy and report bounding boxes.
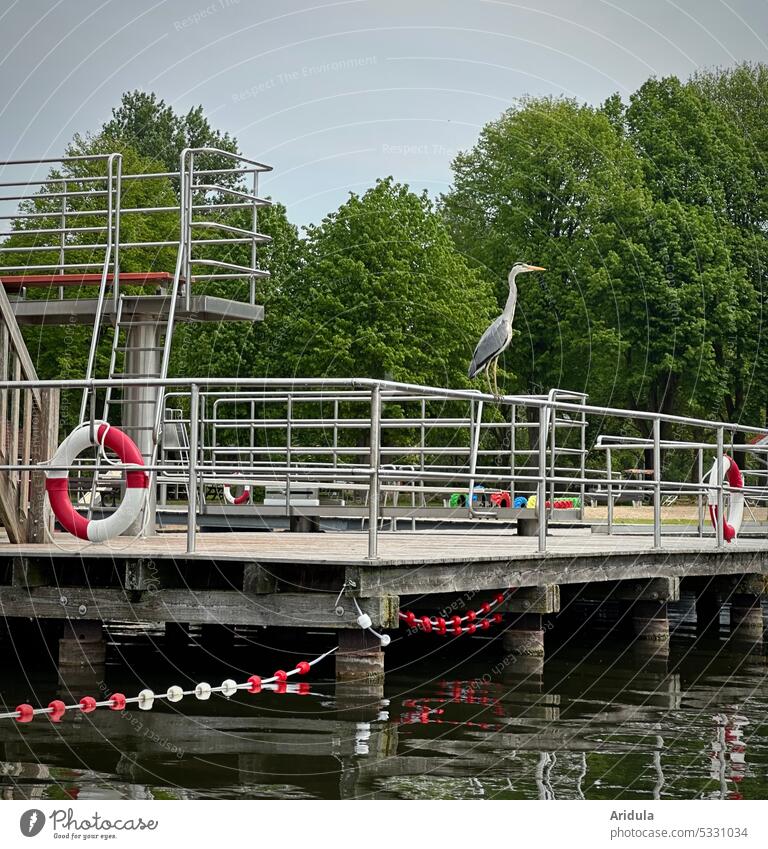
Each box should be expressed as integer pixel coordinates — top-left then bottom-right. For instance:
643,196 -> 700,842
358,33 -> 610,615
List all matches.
380,634 -> 391,647
195,682 -> 212,701
356,613 -> 373,629
221,679 -> 238,698
166,685 -> 184,703
138,689 -> 155,711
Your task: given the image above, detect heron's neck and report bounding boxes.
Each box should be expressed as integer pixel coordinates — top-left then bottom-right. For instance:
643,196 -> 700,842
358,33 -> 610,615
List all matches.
501,275 -> 518,321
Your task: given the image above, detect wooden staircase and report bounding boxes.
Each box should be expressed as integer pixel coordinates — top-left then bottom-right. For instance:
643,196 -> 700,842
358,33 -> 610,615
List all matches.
0,284 -> 58,543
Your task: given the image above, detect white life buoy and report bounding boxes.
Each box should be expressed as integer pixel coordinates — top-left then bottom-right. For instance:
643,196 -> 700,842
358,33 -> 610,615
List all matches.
223,483 -> 250,505
45,422 -> 148,542
706,455 -> 744,543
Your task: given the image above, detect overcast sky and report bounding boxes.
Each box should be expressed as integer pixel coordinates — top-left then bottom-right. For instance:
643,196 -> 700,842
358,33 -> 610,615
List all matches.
0,0 -> 766,226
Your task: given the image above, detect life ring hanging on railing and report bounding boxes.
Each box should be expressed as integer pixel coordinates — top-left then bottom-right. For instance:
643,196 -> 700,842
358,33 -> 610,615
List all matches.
45,422 -> 148,542
223,483 -> 251,505
706,455 -> 744,543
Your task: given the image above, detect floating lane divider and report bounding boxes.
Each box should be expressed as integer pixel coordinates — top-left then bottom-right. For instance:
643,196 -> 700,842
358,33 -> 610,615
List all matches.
399,590 -> 511,635
1,647 -> 338,723
45,421 -> 148,542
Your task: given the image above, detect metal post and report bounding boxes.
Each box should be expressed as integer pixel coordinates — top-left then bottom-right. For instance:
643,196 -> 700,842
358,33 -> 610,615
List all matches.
549,408 -> 556,521
606,447 -> 613,535
579,400 -> 586,521
250,170 -> 258,305
653,418 -> 661,549
58,180 -> 66,298
184,153 -> 194,312
697,447 -> 704,538
538,406 -> 547,553
113,155 -> 122,307
367,384 -> 381,559
187,384 -> 199,554
510,403 -> 516,506
716,427 -> 724,548
286,394 -> 292,513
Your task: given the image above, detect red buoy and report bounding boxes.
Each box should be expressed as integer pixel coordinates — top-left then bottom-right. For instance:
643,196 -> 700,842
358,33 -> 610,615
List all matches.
109,693 -> 126,711
48,700 -> 66,722
247,675 -> 262,693
295,661 -> 310,675
79,696 -> 97,713
15,704 -> 34,723
274,670 -> 288,683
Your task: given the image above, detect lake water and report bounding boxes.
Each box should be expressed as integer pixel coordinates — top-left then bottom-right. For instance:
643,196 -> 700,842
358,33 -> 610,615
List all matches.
1,596 -> 766,800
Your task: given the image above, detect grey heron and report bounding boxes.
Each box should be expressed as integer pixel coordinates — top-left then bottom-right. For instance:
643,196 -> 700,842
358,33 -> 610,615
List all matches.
468,262 -> 546,395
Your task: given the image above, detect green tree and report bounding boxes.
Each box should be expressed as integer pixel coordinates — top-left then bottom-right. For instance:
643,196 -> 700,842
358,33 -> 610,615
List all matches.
274,177 -> 494,387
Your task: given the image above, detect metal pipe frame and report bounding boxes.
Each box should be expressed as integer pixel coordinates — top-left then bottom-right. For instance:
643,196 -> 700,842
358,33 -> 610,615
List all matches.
1,375 -> 766,555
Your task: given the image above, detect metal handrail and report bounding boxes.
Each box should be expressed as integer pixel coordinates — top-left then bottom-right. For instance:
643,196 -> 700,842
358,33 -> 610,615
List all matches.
2,376 -> 767,557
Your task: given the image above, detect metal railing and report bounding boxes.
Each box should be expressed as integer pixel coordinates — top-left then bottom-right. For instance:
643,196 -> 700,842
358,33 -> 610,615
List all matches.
0,150 -> 272,306
1,376 -> 767,558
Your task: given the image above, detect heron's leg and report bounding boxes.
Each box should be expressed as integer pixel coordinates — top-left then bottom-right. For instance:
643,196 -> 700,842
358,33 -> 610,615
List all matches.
485,366 -> 494,397
491,360 -> 500,397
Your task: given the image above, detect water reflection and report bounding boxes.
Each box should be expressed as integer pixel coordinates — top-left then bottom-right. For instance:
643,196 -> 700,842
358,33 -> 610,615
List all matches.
0,620 -> 766,800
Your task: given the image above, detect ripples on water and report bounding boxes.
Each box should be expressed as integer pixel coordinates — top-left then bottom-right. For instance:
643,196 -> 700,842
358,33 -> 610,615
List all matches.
0,594 -> 766,800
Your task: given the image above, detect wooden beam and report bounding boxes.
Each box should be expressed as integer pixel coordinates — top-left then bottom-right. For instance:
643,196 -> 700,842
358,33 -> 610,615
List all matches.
0,586 -> 399,629
0,282 -> 41,406
26,388 -> 59,544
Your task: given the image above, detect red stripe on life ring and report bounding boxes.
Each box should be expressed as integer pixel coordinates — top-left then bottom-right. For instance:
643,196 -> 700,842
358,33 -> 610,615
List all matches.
45,477 -> 90,540
97,424 -> 148,488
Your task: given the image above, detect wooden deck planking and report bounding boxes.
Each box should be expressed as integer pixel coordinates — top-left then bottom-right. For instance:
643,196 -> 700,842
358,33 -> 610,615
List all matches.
1,529 -> 767,567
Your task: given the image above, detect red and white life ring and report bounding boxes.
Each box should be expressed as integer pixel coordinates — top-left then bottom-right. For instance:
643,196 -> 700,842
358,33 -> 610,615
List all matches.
706,455 -> 744,543
45,422 -> 148,542
223,483 -> 250,505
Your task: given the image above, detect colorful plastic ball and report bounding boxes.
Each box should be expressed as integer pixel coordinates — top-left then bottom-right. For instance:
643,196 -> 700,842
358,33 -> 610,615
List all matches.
48,700 -> 66,722
79,696 -> 97,713
109,693 -> 126,711
527,495 -> 537,509
296,661 -> 311,675
380,634 -> 391,647
194,682 -> 212,701
247,675 -> 262,694
221,679 -> 238,698
274,670 -> 288,683
514,496 -> 528,509
421,616 -> 433,632
166,686 -> 184,703
15,704 -> 34,723
138,689 -> 155,710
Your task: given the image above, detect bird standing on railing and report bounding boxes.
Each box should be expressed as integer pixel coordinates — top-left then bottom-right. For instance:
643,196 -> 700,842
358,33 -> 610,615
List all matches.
468,262 -> 546,396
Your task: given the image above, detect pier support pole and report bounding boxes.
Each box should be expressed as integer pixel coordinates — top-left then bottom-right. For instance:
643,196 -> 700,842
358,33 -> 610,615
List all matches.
336,629 -> 384,684
335,629 -> 385,714
632,601 -> 670,643
502,613 -> 545,685
729,594 -> 764,647
695,591 -> 722,636
503,612 -> 545,657
57,620 -> 106,689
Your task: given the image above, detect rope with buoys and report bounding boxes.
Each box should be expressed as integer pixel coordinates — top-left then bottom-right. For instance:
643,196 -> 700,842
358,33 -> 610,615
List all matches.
399,590 -> 510,635
45,421 -> 147,542
706,455 -> 744,543
1,647 -> 338,723
223,482 -> 251,505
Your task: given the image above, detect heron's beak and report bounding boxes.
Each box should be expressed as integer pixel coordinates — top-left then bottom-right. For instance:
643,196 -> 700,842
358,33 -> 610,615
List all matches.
526,265 -> 546,272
